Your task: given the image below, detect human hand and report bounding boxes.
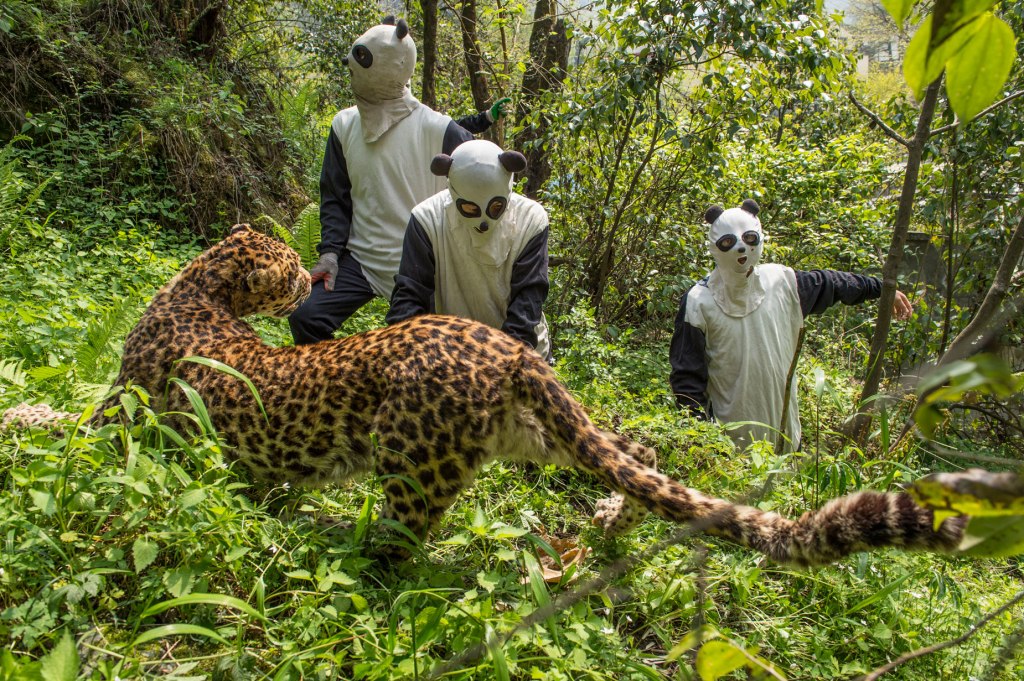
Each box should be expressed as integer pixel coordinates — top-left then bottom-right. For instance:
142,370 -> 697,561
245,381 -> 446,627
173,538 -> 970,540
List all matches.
489,97 -> 511,121
309,252 -> 339,291
893,289 -> 913,320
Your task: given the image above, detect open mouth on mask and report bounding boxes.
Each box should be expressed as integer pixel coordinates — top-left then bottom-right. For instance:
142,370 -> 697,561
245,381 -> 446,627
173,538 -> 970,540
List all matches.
474,222 -> 489,234
738,256 -> 748,265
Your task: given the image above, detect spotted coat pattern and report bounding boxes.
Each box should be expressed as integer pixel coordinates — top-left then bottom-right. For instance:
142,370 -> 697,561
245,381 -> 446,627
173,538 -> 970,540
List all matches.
50,226 -> 968,565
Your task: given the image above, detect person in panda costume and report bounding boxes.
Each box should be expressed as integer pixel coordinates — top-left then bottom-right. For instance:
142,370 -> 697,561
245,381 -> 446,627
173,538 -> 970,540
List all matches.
386,140 -> 552,360
289,16 -> 474,345
669,199 -> 913,451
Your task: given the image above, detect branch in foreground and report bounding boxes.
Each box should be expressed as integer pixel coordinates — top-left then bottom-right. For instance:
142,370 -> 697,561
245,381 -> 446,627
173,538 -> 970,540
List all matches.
930,89 -> 1024,137
858,588 -> 1024,681
849,92 -> 910,147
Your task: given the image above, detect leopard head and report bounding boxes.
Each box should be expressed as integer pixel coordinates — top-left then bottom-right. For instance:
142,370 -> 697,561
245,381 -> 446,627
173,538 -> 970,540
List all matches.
204,224 -> 312,318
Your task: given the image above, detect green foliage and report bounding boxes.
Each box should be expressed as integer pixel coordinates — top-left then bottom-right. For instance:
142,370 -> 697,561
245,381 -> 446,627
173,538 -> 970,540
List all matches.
899,1 -> 1017,121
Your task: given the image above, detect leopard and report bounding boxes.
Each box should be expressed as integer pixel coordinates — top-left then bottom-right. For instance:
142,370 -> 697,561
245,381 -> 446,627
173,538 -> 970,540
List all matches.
5,225 -> 966,566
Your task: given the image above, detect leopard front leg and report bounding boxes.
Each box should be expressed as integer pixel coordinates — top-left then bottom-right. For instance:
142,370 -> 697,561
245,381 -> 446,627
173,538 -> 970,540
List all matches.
592,433 -> 658,536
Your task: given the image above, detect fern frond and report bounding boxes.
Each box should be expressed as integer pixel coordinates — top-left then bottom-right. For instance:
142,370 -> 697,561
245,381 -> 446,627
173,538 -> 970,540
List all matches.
291,202 -> 320,268
0,358 -> 28,388
75,297 -> 139,383
27,365 -> 69,381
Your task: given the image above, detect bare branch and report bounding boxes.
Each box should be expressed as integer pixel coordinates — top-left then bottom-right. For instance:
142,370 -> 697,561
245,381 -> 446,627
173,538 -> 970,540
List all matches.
930,89 -> 1024,138
849,92 -> 910,148
858,589 -> 1024,681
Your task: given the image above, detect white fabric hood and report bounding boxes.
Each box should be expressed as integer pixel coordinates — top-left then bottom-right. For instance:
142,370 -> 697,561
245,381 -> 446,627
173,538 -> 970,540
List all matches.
704,199 -> 765,317
345,18 -> 418,143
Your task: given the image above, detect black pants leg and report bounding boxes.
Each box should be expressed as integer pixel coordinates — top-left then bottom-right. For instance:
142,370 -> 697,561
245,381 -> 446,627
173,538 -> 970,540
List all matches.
289,251 -> 376,345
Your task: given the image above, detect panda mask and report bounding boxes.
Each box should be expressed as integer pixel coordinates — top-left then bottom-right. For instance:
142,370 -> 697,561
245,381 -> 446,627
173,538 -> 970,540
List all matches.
343,16 -> 419,143
431,140 -> 528,264
704,199 -> 766,317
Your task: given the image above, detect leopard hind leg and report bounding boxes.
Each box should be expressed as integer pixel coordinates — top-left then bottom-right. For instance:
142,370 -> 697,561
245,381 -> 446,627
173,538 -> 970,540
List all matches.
592,432 -> 658,536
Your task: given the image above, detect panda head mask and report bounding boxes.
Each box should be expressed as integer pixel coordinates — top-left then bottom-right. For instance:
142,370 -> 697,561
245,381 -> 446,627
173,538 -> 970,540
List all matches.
431,140 -> 527,235
703,199 -> 766,317
343,16 -> 416,104
705,199 -> 763,276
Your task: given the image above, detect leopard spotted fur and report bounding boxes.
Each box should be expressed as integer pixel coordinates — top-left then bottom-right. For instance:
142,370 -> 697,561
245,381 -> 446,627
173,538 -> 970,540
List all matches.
10,225 -> 966,566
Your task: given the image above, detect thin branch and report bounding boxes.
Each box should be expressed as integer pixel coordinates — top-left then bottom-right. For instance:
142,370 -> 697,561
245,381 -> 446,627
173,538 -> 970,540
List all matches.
930,89 -> 1024,137
849,92 -> 910,148
858,589 -> 1024,681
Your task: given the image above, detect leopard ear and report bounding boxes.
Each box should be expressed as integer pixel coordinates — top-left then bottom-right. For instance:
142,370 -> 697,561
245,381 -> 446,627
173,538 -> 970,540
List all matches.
704,205 -> 724,224
741,198 -> 760,216
230,223 -> 252,234
245,268 -> 274,293
396,18 -> 409,40
431,154 -> 453,177
381,15 -> 396,25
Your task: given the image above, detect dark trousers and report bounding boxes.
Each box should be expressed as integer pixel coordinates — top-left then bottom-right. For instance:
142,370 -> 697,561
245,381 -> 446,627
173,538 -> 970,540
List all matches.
288,251 -> 377,345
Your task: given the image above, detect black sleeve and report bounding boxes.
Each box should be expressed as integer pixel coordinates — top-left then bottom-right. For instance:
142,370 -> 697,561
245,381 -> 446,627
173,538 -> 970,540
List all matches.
318,128 -> 353,256
795,269 -> 882,317
442,120 -> 475,154
502,228 -> 550,348
669,289 -> 711,419
453,111 -> 492,135
386,216 -> 437,325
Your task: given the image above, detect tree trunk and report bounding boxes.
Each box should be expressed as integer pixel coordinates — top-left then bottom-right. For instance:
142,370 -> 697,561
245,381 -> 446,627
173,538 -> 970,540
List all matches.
419,0 -> 438,108
853,79 -> 942,442
514,0 -> 570,198
455,0 -> 490,113
941,211 -> 1024,364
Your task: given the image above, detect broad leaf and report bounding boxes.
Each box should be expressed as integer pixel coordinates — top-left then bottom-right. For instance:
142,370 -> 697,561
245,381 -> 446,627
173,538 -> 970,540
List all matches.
911,469 -> 1024,557
930,0 -> 998,50
696,640 -> 748,680
132,538 -> 159,573
880,0 -> 915,25
39,632 -> 78,681
946,13 -> 1017,122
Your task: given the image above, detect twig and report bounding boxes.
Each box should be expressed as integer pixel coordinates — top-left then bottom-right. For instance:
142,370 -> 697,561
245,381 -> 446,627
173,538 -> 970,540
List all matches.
849,92 -> 910,148
930,89 -> 1024,137
857,589 -> 1024,681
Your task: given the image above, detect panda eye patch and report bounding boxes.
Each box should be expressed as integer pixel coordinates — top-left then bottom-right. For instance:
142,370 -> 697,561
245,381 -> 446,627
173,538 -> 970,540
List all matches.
352,45 -> 373,68
714,234 -> 738,251
485,197 -> 507,219
741,230 -> 761,247
456,199 -> 481,218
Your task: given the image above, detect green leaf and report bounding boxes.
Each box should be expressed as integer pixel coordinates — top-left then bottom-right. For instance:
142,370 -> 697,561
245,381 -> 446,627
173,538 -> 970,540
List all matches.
177,487 -> 207,509
946,14 -> 1017,122
141,592 -> 268,622
879,0 -> 915,25
164,567 -> 198,597
484,626 -> 510,681
910,469 -> 1024,520
667,625 -> 718,661
958,515 -> 1024,557
930,0 -> 997,50
39,631 -> 78,681
174,356 -> 268,424
133,538 -> 159,573
131,624 -> 229,648
903,13 -> 983,99
696,640 -> 748,680
29,489 -> 56,516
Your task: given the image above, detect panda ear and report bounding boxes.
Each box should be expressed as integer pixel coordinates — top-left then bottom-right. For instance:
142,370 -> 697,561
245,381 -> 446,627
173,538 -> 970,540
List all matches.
381,15 -> 396,25
430,154 -> 453,177
396,18 -> 409,40
741,198 -> 760,216
230,223 -> 251,234
497,151 -> 527,173
704,205 -> 724,224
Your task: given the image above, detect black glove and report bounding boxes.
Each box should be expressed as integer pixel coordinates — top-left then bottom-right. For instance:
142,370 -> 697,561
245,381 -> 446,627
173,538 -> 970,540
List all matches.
310,252 -> 339,291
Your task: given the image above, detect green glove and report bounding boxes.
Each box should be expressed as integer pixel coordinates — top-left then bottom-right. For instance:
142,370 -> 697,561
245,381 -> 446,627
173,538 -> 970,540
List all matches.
488,97 -> 511,122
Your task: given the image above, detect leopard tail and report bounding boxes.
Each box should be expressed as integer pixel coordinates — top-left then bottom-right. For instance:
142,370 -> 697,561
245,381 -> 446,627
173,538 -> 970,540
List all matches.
517,356 -> 964,567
